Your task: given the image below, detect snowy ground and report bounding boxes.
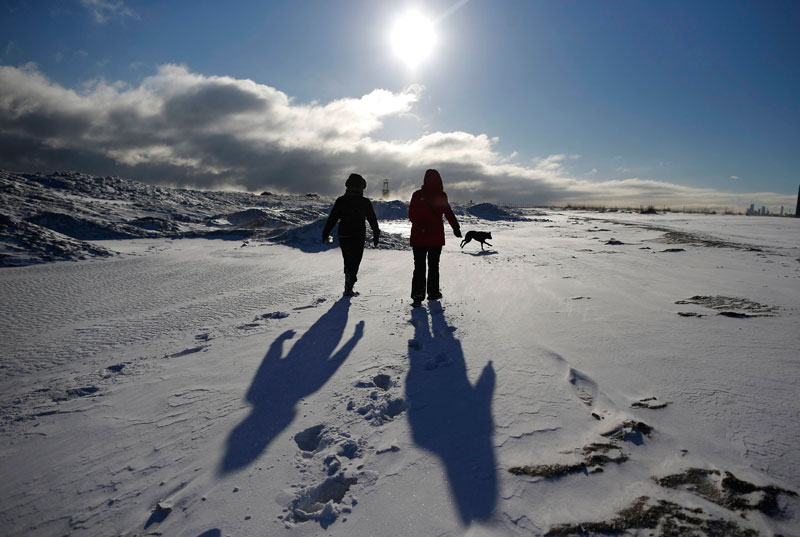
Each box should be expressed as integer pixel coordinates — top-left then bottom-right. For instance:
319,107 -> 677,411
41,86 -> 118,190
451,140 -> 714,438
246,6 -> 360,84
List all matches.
1,204 -> 799,536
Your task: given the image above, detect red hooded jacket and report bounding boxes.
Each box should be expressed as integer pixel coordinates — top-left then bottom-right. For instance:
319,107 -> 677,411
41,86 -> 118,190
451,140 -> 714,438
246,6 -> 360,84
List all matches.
408,169 -> 460,246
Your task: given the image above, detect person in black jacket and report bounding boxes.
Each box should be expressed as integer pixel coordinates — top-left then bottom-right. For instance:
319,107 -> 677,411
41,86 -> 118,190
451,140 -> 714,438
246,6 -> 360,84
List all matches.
322,173 -> 381,296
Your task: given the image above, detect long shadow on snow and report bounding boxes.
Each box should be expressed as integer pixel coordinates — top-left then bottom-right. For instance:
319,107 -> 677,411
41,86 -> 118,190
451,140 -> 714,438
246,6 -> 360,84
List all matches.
219,298 -> 363,474
406,303 -> 497,524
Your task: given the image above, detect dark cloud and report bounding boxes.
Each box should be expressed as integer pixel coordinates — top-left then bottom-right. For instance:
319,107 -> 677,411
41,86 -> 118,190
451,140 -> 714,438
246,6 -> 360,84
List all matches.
0,64 -> 793,208
163,83 -> 269,128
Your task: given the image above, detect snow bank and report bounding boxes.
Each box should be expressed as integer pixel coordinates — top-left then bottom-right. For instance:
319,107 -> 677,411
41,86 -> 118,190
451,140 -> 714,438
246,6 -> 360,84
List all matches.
372,200 -> 408,220
265,217 -> 408,252
0,214 -> 115,266
25,211 -> 144,240
0,170 -> 333,265
465,202 -> 527,221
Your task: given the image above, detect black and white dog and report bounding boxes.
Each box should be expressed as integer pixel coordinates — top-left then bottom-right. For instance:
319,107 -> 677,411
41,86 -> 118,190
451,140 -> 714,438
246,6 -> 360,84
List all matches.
460,230 -> 493,251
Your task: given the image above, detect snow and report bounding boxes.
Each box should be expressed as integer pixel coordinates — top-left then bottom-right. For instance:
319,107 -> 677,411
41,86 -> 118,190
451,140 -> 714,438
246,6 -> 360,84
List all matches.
1,171 -> 799,536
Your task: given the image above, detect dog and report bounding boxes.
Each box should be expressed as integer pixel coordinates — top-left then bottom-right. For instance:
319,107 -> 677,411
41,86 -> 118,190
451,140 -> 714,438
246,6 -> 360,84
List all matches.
460,230 -> 493,251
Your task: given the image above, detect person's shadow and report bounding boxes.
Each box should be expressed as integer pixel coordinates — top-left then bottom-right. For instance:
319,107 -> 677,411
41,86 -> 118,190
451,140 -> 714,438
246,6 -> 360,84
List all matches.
219,298 -> 363,474
406,303 -> 497,524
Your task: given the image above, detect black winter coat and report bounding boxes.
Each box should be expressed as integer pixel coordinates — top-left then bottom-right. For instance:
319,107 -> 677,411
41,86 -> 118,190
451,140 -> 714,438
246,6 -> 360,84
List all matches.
322,192 -> 380,240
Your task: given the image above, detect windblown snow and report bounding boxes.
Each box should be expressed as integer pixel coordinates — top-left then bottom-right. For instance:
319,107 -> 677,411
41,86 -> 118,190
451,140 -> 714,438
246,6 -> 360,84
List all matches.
1,170 -> 799,536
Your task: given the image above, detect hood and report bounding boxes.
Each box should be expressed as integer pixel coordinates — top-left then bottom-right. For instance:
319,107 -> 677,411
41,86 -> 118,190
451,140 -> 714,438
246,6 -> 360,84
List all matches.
422,169 -> 443,193
345,173 -> 366,193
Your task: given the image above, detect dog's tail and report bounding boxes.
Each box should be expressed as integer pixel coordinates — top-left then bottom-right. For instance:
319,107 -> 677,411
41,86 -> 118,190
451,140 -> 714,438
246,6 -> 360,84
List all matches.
460,240 -> 466,248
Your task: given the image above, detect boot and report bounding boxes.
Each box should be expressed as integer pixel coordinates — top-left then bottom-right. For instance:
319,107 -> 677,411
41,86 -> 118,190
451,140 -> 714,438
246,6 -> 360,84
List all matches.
343,273 -> 356,297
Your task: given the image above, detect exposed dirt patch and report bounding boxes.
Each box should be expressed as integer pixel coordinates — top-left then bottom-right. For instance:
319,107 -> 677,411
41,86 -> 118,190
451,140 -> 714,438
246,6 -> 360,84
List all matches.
545,495 -> 760,537
601,420 -> 653,443
509,442 -> 628,479
658,230 -> 747,249
584,217 -> 764,251
675,295 -> 776,317
718,311 -> 757,318
654,468 -> 798,517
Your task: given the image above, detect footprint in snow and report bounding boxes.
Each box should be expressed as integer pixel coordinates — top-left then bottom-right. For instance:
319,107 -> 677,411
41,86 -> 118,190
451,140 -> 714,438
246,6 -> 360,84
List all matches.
350,374 -> 407,424
567,368 -> 598,407
293,297 -> 328,311
546,351 -> 616,420
166,345 -> 206,357
631,397 -> 668,410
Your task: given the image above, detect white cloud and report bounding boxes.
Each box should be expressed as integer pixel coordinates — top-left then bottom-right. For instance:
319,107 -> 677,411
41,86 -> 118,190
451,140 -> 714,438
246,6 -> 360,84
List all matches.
730,175 -> 739,179
0,63 -> 794,209
79,0 -> 136,24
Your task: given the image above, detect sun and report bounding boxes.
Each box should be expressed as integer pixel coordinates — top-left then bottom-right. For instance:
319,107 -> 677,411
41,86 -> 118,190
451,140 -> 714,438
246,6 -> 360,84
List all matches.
390,11 -> 436,69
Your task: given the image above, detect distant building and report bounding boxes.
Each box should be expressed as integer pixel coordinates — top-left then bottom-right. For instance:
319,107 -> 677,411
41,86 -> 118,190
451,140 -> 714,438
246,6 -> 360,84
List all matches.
382,179 -> 390,199
796,184 -> 800,218
747,203 -> 755,215
762,206 -> 767,216
781,206 -> 784,216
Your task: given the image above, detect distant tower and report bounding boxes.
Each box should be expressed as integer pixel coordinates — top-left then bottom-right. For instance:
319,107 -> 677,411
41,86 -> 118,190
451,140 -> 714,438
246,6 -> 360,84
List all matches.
796,184 -> 800,217
382,179 -> 390,199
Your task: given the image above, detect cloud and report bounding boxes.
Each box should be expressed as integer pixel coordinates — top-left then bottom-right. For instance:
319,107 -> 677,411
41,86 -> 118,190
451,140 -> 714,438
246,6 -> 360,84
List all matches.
0,63 -> 794,209
79,0 -> 136,24
730,175 -> 739,179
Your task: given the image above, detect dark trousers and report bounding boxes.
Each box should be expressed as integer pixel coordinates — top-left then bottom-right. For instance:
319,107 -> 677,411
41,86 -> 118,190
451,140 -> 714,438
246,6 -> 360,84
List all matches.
411,245 -> 442,299
339,236 -> 365,280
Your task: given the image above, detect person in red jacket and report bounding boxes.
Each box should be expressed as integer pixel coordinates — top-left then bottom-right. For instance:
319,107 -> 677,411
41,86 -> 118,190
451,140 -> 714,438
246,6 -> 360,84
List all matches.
408,169 -> 461,307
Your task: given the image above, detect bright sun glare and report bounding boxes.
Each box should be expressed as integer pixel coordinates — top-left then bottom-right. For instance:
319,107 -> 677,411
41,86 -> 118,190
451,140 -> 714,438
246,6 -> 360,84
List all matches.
390,11 -> 436,69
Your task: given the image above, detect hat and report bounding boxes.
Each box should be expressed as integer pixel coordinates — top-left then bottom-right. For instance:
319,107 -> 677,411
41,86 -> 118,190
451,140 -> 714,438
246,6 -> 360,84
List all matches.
345,173 -> 367,192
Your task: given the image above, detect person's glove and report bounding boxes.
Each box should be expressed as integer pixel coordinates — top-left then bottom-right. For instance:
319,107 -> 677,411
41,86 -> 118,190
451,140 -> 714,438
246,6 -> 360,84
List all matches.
453,227 -> 462,238
322,234 -> 329,244
373,231 -> 380,247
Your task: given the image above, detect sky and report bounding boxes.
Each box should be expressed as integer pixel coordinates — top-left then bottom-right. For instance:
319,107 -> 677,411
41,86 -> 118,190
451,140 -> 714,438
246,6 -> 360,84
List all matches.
1,0 -> 798,210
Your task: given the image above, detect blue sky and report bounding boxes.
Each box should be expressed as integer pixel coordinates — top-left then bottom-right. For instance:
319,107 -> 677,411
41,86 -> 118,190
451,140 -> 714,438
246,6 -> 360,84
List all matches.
1,0 -> 798,209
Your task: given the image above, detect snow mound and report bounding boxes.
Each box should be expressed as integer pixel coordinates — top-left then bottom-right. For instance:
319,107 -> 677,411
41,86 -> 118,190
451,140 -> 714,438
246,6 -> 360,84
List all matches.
266,218 -> 408,252
0,214 -> 115,266
2,170 -> 414,265
127,216 -> 183,233
372,200 -> 408,220
0,170 -> 336,265
25,211 -> 143,240
225,208 -> 285,228
465,203 -> 527,221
